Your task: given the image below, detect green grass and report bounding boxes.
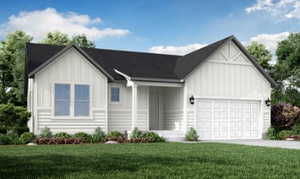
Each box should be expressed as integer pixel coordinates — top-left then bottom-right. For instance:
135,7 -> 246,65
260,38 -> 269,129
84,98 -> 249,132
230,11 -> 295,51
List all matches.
1,143 -> 300,178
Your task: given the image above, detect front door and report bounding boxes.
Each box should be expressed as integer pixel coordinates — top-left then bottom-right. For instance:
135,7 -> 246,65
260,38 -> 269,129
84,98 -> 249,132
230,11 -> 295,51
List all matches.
149,91 -> 160,130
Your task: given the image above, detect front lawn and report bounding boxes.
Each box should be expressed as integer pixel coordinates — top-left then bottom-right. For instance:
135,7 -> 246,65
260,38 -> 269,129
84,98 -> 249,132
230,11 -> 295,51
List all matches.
1,143 -> 300,178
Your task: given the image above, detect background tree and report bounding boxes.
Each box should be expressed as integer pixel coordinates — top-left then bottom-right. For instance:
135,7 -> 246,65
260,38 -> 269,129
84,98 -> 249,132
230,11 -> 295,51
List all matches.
273,33 -> 300,106
71,35 -> 95,48
41,32 -> 95,48
247,41 -> 273,71
0,31 -> 95,106
41,32 -> 70,46
0,31 -> 32,105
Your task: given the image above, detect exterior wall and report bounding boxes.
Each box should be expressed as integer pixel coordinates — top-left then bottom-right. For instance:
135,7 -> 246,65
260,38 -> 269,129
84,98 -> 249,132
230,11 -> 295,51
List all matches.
184,40 -> 272,134
31,48 -> 108,134
162,87 -> 184,130
108,83 -> 149,132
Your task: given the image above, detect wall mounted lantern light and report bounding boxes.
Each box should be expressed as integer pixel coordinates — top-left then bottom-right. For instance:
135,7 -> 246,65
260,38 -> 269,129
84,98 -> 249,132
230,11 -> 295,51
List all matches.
189,95 -> 195,105
265,98 -> 271,106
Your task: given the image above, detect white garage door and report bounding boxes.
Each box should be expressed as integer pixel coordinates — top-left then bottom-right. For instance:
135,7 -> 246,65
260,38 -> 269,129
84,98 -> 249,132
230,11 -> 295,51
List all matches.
195,99 -> 261,140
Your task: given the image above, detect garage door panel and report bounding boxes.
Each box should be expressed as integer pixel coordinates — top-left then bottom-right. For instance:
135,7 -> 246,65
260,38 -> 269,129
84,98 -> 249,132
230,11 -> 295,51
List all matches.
196,101 -> 213,139
196,99 -> 261,140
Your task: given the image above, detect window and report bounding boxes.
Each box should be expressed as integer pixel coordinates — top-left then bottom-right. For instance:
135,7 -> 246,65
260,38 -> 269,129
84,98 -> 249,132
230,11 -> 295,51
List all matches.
74,85 -> 90,116
111,87 -> 120,102
55,84 -> 70,116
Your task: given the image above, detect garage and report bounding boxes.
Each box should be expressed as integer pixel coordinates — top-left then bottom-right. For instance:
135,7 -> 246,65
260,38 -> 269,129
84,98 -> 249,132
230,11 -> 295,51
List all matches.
195,99 -> 262,140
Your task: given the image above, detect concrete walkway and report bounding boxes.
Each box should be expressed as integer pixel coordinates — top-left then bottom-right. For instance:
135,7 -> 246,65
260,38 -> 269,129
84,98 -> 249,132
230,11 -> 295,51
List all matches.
204,139 -> 300,150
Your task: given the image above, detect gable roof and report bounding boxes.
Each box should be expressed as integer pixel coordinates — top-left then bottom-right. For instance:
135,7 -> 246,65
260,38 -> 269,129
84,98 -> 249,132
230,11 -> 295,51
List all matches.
26,43 -> 181,80
26,35 -> 276,87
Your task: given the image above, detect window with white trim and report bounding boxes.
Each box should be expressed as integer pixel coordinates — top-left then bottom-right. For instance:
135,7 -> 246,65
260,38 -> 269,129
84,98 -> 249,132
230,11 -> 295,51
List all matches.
54,83 -> 90,117
74,84 -> 90,116
54,84 -> 70,116
111,87 -> 120,102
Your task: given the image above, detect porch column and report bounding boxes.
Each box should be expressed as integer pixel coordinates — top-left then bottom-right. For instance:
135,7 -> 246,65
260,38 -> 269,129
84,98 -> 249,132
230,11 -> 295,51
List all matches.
131,83 -> 138,130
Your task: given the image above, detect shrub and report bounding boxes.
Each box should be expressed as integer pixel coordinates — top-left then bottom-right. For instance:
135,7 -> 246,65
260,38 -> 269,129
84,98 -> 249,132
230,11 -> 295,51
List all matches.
74,132 -> 92,143
106,131 -> 126,143
6,130 -> 20,144
278,130 -> 293,140
19,132 -> 36,144
142,132 -> 165,143
292,123 -> 300,135
185,128 -> 199,141
0,104 -> 30,133
130,127 -> 143,139
264,127 -> 279,140
0,134 -> 12,145
39,127 -> 52,138
271,103 -> 300,130
54,132 -> 72,138
12,127 -> 29,136
92,127 -> 106,143
35,137 -> 83,145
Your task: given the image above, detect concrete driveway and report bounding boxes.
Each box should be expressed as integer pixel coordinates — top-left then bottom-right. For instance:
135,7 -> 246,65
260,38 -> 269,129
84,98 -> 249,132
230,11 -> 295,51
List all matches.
205,139 -> 300,150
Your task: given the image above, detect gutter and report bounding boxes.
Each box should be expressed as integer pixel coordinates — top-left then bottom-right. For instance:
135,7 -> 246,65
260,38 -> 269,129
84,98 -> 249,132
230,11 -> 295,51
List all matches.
114,69 -> 184,83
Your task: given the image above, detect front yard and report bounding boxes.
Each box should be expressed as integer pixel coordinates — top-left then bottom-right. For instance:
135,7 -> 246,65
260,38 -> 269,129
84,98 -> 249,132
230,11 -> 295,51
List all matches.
1,143 -> 300,178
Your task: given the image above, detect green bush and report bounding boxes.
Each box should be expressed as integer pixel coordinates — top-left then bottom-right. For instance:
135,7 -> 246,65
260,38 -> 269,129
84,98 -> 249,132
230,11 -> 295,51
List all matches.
0,134 -> 11,145
19,132 -> 35,144
185,128 -> 199,141
264,127 -> 279,140
106,131 -> 126,143
142,132 -> 165,143
54,132 -> 72,138
130,127 -> 143,139
292,123 -> 300,135
74,132 -> 92,142
92,127 -> 106,143
278,130 -> 293,140
39,127 -> 52,138
6,130 -> 20,144
107,131 -> 124,138
0,104 -> 30,133
12,127 -> 29,136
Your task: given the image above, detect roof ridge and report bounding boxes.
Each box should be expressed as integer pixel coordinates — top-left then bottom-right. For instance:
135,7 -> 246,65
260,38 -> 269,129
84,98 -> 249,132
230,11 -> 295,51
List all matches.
27,42 -> 182,58
178,35 -> 234,60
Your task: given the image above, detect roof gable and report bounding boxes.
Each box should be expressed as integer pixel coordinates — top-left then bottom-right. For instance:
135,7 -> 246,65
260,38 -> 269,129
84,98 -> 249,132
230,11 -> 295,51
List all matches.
174,36 -> 277,87
26,43 -> 181,81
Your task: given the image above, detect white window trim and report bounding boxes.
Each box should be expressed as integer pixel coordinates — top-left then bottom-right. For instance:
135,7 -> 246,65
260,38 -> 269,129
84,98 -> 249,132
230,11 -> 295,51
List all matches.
109,85 -> 121,104
51,81 -> 92,120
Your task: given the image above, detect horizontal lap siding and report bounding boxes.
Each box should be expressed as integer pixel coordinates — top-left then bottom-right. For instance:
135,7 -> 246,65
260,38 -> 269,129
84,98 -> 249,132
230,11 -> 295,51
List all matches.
108,85 -> 149,132
37,109 -> 106,134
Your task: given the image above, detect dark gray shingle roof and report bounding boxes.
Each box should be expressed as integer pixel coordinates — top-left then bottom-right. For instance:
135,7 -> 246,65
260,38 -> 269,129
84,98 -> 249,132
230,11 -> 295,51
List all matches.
26,35 -> 276,86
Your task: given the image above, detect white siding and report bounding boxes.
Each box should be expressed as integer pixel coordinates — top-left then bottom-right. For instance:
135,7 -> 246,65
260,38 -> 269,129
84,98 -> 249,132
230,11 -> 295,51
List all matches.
184,40 -> 272,133
108,83 -> 149,132
162,87 -> 184,130
32,47 -> 108,134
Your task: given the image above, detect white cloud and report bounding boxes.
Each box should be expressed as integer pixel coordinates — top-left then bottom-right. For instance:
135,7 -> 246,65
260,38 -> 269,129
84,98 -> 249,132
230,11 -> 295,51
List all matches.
0,8 -> 130,41
245,0 -> 300,20
149,43 -> 207,55
247,32 -> 290,53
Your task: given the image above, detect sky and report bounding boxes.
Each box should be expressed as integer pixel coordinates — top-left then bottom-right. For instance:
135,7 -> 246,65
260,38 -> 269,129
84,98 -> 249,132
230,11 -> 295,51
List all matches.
0,0 -> 299,56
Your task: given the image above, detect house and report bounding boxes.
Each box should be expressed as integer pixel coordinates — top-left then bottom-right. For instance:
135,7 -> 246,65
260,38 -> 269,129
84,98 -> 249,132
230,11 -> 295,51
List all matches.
26,35 -> 276,140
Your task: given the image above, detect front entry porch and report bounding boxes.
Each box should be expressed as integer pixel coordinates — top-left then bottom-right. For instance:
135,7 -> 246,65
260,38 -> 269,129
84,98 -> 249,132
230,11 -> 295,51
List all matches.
129,80 -> 186,140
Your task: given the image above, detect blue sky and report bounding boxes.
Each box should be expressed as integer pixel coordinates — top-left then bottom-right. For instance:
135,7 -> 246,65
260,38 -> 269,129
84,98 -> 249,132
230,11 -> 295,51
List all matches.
0,0 -> 299,55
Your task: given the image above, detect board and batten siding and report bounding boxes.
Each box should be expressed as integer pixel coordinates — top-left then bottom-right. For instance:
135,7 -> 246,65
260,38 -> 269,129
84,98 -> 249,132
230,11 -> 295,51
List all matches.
108,83 -> 149,132
162,87 -> 184,130
30,47 -> 108,134
184,40 -> 272,133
